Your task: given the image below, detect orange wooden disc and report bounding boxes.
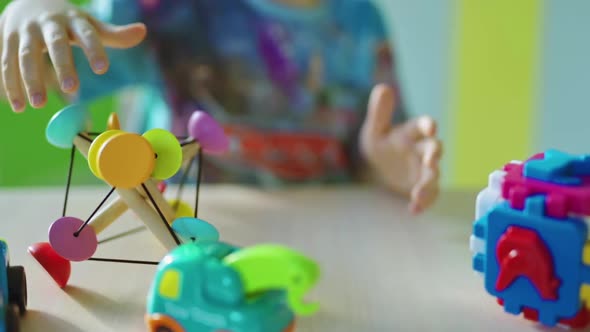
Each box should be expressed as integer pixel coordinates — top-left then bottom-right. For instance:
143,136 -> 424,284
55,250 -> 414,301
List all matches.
97,133 -> 155,189
107,113 -> 121,130
88,130 -> 123,179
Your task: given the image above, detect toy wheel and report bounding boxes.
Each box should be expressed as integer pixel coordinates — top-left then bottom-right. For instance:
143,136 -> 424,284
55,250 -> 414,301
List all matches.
7,266 -> 27,315
284,321 -> 296,332
146,314 -> 184,332
5,307 -> 19,332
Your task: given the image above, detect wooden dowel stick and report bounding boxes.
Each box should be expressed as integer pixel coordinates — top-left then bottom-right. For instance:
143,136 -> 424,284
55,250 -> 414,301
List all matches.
115,188 -> 179,251
182,141 -> 201,164
73,134 -> 91,157
87,178 -> 175,234
138,181 -> 176,224
88,199 -> 129,234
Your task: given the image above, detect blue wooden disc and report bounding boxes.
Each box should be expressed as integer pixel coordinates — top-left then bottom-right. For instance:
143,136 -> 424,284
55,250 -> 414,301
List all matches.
46,104 -> 89,149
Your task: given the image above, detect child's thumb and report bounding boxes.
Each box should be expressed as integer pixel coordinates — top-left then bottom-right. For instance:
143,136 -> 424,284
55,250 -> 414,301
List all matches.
89,17 -> 147,49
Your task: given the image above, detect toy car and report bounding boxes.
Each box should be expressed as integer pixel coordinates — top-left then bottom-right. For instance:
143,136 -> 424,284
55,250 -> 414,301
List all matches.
146,241 -> 320,332
0,239 -> 27,332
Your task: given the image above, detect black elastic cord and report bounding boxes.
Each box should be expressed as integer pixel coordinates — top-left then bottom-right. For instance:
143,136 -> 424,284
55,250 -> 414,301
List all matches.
141,183 -> 181,245
62,146 -> 76,217
74,187 -> 116,237
97,226 -> 146,245
195,147 -> 203,219
88,257 -> 159,265
76,133 -> 93,143
180,138 -> 196,147
173,156 -> 195,212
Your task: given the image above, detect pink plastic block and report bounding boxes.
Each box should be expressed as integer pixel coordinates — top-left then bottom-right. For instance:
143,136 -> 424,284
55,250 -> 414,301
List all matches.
502,154 -> 590,218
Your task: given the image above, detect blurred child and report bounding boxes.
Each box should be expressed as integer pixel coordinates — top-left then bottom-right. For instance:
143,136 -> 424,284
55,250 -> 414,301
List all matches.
0,0 -> 442,213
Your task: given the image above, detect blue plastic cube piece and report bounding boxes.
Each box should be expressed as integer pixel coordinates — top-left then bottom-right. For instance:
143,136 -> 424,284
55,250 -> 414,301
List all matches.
524,150 -> 581,185
572,154 -> 590,175
524,150 -> 590,186
473,253 -> 485,273
473,218 -> 486,238
478,195 -> 589,327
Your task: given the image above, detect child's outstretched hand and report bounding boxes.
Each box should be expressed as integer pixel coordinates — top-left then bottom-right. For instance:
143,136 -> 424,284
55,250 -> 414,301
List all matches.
0,0 -> 146,112
360,84 -> 442,214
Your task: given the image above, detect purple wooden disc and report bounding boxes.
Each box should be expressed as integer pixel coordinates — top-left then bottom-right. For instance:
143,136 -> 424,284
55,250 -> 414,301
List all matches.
49,216 -> 97,262
188,111 -> 229,155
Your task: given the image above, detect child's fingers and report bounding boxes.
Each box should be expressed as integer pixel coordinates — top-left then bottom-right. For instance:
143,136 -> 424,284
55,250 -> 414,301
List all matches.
363,84 -> 397,140
86,15 -> 146,49
402,116 -> 437,143
409,167 -> 440,215
2,33 -> 25,112
416,137 -> 443,168
39,18 -> 78,93
19,29 -> 46,108
67,15 -> 108,74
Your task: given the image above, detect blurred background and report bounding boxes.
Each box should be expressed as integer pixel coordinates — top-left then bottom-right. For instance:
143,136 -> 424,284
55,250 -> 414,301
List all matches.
0,0 -> 587,190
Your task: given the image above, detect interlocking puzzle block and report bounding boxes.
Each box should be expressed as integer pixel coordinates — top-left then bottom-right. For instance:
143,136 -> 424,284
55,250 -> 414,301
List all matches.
502,153 -> 590,219
473,195 -> 590,327
472,150 -> 590,329
524,150 -> 590,186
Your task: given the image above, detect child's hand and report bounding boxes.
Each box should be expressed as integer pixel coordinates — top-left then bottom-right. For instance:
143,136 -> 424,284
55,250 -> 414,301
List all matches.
0,0 -> 147,112
360,84 -> 442,214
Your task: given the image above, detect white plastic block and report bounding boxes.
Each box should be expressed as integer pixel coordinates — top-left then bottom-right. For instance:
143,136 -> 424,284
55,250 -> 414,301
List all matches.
475,169 -> 507,220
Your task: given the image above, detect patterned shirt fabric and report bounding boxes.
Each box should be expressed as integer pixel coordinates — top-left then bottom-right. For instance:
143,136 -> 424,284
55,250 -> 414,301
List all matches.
73,0 -> 407,185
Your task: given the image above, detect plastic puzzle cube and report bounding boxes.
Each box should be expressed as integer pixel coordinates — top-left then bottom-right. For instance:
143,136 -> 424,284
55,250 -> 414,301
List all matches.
471,150 -> 590,329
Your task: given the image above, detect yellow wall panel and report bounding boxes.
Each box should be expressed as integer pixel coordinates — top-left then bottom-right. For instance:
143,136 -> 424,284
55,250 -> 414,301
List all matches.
450,0 -> 541,188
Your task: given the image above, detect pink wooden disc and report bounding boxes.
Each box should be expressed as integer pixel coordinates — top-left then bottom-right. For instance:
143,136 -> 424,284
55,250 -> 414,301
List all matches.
49,217 -> 98,262
188,111 -> 229,154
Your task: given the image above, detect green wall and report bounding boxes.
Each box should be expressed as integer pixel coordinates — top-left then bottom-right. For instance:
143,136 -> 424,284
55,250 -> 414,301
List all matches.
0,95 -> 113,187
0,0 -> 107,187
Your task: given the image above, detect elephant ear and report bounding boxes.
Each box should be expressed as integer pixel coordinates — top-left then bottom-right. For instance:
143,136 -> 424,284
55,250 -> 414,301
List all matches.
203,260 -> 244,306
201,242 -> 239,260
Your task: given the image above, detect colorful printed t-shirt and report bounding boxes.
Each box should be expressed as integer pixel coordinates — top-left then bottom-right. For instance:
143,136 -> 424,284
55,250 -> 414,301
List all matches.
73,0 -> 407,184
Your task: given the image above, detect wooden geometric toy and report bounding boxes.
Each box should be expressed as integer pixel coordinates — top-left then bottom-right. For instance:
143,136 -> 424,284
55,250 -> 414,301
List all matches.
28,105 -> 229,288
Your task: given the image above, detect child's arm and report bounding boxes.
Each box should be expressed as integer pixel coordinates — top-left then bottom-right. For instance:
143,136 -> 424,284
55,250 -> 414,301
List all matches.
0,0 -> 146,111
353,1 -> 443,214
360,84 -> 442,214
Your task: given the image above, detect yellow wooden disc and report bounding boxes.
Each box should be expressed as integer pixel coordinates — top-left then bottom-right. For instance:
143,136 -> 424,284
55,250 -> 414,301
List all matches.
97,133 -> 155,189
168,199 -> 194,221
107,113 -> 121,130
88,130 -> 123,179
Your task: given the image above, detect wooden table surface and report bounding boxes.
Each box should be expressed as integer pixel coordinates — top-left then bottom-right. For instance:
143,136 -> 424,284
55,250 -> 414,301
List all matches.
0,185 -> 568,332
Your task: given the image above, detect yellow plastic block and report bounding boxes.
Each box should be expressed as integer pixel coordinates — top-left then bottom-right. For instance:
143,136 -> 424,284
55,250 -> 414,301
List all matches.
580,242 -> 590,309
159,269 -> 182,300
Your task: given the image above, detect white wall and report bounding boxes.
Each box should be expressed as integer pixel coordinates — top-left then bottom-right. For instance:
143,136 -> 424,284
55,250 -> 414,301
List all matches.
374,0 -> 455,186
536,0 -> 590,155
